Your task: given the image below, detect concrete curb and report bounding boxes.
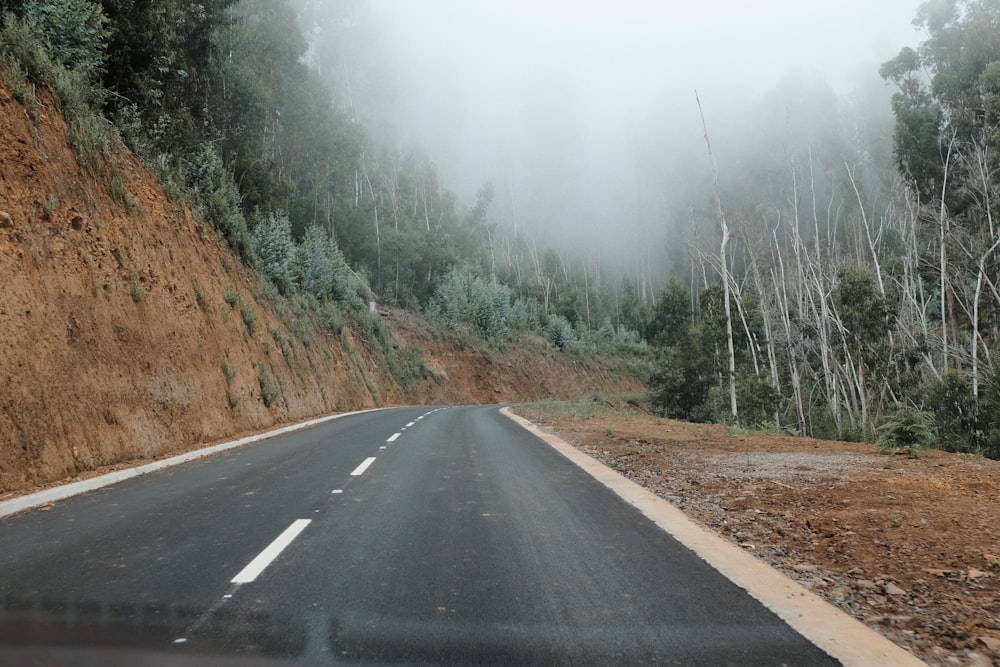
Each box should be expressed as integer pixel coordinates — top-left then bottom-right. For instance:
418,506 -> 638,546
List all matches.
0,408 -> 384,519
500,407 -> 927,667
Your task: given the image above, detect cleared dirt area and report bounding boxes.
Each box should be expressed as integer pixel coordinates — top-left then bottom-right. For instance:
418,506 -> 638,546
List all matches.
514,402 -> 1000,667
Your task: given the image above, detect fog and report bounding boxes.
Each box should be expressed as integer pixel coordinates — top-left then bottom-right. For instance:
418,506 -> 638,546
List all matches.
308,0 -> 925,278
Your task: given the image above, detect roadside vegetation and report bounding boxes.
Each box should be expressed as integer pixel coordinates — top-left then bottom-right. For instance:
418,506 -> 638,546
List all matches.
639,2 -> 1000,460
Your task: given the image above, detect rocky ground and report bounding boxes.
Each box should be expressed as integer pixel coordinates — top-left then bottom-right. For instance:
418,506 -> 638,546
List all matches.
515,401 -> 1000,667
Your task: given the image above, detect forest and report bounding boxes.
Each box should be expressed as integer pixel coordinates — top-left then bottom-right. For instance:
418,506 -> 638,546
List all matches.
1,0 -> 999,458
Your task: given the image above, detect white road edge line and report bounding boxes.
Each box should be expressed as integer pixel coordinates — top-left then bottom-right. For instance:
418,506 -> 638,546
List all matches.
231,519 -> 311,584
350,457 -> 377,476
0,408 -> 388,519
499,407 -> 926,667
387,433 -> 401,443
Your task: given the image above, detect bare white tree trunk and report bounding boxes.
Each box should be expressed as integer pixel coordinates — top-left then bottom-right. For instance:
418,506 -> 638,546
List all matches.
696,92 -> 738,423
845,162 -> 885,295
940,134 -> 957,371
360,153 -> 381,289
972,144 -> 999,397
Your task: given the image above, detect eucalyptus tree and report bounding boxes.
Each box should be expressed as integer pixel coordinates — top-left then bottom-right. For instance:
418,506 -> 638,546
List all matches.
881,0 -> 1000,383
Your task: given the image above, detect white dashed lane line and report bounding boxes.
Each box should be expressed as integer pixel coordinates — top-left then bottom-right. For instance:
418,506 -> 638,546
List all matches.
350,457 -> 377,476
387,433 -> 401,443
231,519 -> 312,584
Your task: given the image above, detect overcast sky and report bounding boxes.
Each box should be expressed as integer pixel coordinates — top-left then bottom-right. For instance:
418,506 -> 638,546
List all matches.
358,0 -> 925,267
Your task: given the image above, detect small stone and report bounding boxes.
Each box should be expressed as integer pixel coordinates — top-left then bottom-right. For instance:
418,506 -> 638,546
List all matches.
828,586 -> 851,602
967,568 -> 987,580
884,582 -> 907,596
793,564 -> 818,573
855,579 -> 877,590
977,636 -> 1000,654
966,652 -> 994,667
0,211 -> 11,228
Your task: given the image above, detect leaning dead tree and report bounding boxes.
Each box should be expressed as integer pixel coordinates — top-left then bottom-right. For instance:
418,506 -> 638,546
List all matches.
695,91 -> 738,424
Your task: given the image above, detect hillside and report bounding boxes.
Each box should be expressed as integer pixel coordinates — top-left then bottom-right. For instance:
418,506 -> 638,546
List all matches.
0,79 -> 641,497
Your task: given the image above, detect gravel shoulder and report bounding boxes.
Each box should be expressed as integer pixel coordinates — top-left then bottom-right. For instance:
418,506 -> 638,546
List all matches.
514,403 -> 1000,667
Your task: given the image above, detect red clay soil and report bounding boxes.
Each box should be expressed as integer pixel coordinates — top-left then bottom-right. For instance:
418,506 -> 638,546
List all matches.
514,405 -> 1000,667
0,78 -> 388,495
385,307 -> 643,406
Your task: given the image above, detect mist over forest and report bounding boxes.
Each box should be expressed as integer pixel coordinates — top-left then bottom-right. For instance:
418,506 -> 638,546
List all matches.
297,0 -> 922,285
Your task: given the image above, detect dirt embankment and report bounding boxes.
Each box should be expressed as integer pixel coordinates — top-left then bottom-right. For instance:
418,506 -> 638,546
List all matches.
386,308 -> 642,405
0,81 -> 640,497
516,405 -> 1000,667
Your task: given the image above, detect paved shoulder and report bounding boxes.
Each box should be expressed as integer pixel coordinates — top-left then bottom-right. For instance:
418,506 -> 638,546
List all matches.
501,406 -> 926,667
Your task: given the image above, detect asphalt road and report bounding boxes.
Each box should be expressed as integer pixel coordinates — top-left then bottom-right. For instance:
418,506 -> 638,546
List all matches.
0,405 -> 839,665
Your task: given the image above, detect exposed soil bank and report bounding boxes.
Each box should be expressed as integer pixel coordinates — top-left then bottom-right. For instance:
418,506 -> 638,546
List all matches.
0,81 -> 640,497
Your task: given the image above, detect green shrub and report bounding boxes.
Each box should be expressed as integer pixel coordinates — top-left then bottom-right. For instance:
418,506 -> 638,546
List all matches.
318,300 -> 345,335
192,276 -> 207,310
509,298 -> 541,332
649,345 -> 712,421
220,358 -> 235,385
15,0 -> 109,74
257,366 -> 280,408
875,403 -> 936,456
387,345 -> 432,395
271,328 -> 290,361
355,308 -> 390,354
289,223 -> 371,309
926,370 -> 979,454
428,267 -> 511,341
544,314 -> 576,350
129,269 -> 142,302
1,12 -> 112,165
252,211 -> 295,294
183,143 -> 254,263
290,293 -> 316,347
240,299 -> 256,335
736,373 -> 779,428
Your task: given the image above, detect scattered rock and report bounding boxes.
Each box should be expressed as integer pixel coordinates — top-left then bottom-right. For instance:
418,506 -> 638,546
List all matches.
884,582 -> 907,596
855,579 -> 878,590
966,568 -> 987,580
965,652 -> 994,667
792,563 -> 818,573
0,211 -> 11,228
924,568 -> 954,577
977,636 -> 1000,654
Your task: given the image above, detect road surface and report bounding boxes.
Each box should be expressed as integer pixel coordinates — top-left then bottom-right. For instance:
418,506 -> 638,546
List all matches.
0,405 -> 839,665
